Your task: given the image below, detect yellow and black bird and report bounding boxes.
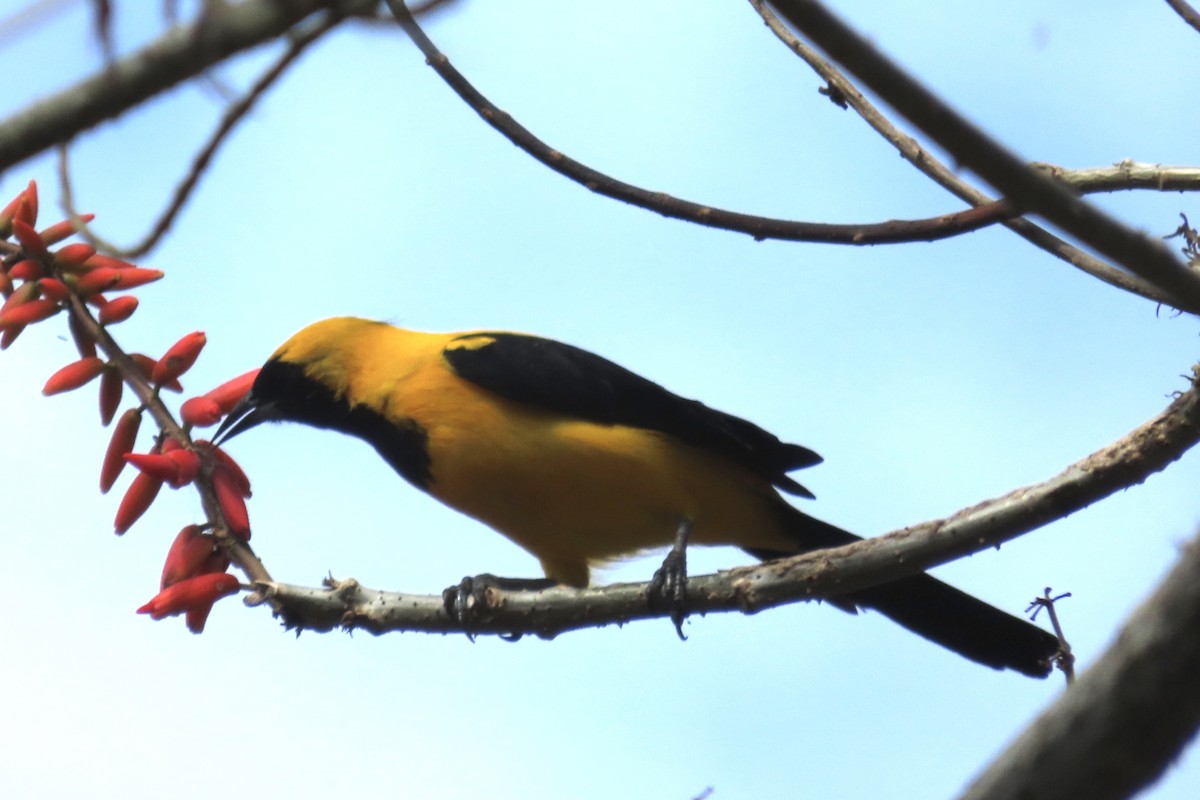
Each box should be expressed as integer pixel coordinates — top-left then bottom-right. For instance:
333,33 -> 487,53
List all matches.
217,317 -> 1058,677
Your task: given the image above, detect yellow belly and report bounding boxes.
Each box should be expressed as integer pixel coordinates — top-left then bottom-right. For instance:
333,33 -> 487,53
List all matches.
420,385 -> 793,586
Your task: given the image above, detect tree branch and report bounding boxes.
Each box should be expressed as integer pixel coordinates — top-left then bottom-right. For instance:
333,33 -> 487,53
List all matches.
254,365 -> 1200,636
960,531 -> 1200,800
381,1 -> 1027,247
55,8 -> 341,259
1165,0 -> 1200,36
763,1 -> 1200,311
0,0 -> 374,175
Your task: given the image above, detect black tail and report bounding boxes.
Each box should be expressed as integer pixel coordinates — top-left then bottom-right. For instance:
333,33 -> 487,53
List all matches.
747,510 -> 1060,678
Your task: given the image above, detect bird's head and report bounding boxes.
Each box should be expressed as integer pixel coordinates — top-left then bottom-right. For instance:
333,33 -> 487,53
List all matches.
214,317 -> 387,444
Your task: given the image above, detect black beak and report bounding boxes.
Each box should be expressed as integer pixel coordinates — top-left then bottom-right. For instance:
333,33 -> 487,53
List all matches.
213,391 -> 279,445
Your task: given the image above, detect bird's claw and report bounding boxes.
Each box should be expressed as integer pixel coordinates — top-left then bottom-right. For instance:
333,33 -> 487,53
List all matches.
649,519 -> 693,640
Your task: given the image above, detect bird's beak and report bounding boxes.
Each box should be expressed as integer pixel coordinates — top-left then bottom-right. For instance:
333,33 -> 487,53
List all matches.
213,391 -> 278,445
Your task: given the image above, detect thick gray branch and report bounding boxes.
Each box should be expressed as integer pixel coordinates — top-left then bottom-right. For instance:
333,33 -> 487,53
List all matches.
0,0 -> 372,175
254,366 -> 1200,637
960,533 -> 1200,800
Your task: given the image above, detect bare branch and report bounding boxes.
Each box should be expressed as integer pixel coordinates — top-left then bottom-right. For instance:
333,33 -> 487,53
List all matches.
257,366 -> 1200,636
1046,162 -> 1200,194
752,0 -> 1198,310
764,1 -> 1200,311
1165,0 -> 1200,35
961,533 -> 1200,800
0,0 -> 375,175
56,10 -> 341,259
381,1 -> 1021,247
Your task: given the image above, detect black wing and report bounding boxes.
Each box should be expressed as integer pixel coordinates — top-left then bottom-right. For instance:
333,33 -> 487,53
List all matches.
443,332 -> 821,497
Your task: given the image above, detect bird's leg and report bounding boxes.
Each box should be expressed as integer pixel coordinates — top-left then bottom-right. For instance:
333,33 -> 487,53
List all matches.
649,518 -> 693,640
443,573 -> 558,641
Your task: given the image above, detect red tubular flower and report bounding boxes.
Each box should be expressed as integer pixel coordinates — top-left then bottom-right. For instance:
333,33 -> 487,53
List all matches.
212,466 -> 251,540
42,357 -> 106,396
136,573 -> 240,628
98,368 -> 122,425
37,278 -> 70,303
114,268 -> 164,290
166,448 -> 201,487
51,243 -> 96,267
12,219 -> 48,260
75,267 -> 122,296
180,396 -> 222,427
152,331 -> 206,386
39,214 -> 94,247
98,295 -> 138,325
15,180 -> 37,226
160,525 -> 228,589
114,471 -> 164,534
101,409 -> 142,493
199,442 -> 252,497
8,259 -> 43,281
124,452 -> 182,484
82,253 -> 138,272
0,298 -> 60,330
0,281 -> 38,315
202,369 -> 260,414
129,354 -> 182,392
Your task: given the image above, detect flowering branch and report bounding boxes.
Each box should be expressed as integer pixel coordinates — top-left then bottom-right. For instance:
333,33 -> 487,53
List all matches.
255,364 -> 1200,637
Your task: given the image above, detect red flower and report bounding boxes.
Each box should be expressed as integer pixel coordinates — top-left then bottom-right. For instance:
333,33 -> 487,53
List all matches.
42,357 -> 106,396
137,573 -> 240,633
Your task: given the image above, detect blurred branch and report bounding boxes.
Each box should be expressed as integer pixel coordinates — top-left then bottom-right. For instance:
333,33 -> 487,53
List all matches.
1165,0 -> 1200,35
382,0 -> 1027,246
56,9 -> 342,258
0,0 -> 376,175
961,532 -> 1200,800
752,0 -> 1196,309
257,364 -> 1200,636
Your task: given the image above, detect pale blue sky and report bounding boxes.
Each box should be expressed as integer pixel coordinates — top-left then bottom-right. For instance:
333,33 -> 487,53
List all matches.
2,2 -> 1198,798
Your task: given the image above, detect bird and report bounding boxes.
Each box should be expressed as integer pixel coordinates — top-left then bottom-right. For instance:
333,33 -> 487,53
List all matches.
215,316 -> 1059,677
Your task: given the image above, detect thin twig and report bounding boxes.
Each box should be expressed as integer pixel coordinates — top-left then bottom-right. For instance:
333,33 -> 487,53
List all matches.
57,10 -> 342,258
381,1 -> 1026,246
1027,588 -> 1075,683
749,0 -> 1188,309
763,1 -> 1200,311
256,365 -> 1200,636
0,0 -> 377,175
962,535 -> 1200,800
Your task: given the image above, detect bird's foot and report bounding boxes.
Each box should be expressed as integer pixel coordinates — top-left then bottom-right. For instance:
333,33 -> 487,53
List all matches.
649,519 -> 693,641
442,573 -> 557,641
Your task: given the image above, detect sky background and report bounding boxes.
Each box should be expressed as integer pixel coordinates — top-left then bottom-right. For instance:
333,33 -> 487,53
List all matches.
2,1 -> 1199,797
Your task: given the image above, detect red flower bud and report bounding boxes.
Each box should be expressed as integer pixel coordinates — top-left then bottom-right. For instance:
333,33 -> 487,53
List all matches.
15,180 -> 38,226
197,442 -> 252,497
42,357 -> 105,395
101,409 -> 141,493
12,219 -> 47,260
114,471 -> 163,534
152,331 -> 206,386
114,267 -> 164,290
166,448 -> 201,486
38,214 -> 94,247
98,368 -> 122,425
181,396 -> 222,427
75,267 -> 122,296
98,295 -> 138,325
137,573 -> 240,628
202,368 -> 260,414
0,280 -> 38,315
37,277 -> 70,302
8,259 -> 43,281
53,242 -> 96,267
82,253 -> 137,272
129,353 -> 182,392
212,466 -> 251,540
160,525 -> 229,589
0,298 -> 60,330
124,452 -> 182,484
